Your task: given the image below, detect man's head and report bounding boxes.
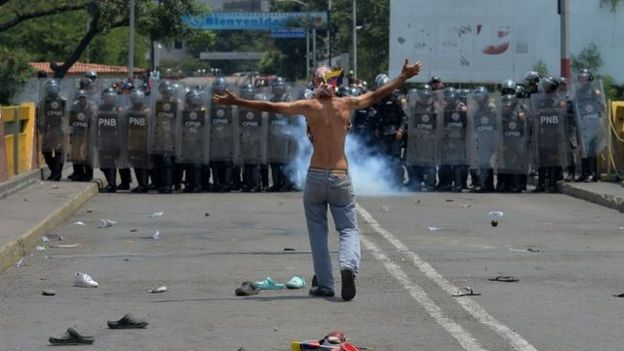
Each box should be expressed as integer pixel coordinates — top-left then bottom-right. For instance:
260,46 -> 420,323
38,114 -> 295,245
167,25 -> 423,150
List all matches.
578,68 -> 593,85
312,65 -> 341,98
130,89 -> 145,108
429,76 -> 444,91
212,77 -> 227,96
271,77 -> 287,97
45,80 -> 60,99
85,71 -> 97,81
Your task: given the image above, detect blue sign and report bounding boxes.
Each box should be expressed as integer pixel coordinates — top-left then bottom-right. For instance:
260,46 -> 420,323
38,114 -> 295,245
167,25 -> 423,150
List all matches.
271,29 -> 307,39
183,12 -> 328,31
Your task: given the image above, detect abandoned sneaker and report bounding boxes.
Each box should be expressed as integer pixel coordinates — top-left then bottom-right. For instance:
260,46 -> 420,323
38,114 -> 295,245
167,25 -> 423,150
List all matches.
340,268 -> 356,301
73,272 -> 99,288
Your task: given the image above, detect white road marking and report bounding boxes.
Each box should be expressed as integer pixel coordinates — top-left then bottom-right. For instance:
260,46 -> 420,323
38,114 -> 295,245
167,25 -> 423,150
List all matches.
357,204 -> 538,351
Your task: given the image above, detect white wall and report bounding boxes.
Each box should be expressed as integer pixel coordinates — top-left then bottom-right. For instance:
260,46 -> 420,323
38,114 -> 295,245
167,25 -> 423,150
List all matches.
389,0 -> 624,83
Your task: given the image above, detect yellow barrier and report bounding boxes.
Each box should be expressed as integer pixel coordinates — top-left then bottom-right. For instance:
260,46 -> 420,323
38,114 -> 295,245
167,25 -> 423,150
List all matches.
603,100 -> 624,179
1,103 -> 37,178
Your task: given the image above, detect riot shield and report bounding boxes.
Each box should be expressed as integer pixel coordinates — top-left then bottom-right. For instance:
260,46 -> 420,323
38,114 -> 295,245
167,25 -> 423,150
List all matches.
38,79 -> 69,156
68,89 -> 96,165
126,89 -> 152,169
530,93 -> 569,168
177,89 -> 208,165
267,91 -> 293,164
209,98 -> 239,163
467,93 -> 500,170
573,80 -> 607,158
239,94 -> 268,165
438,96 -> 468,166
496,96 -> 529,174
150,81 -> 183,155
405,89 -> 438,167
93,91 -> 126,169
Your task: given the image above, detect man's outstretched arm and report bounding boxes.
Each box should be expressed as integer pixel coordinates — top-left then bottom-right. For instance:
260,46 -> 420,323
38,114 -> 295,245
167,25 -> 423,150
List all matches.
213,90 -> 310,116
350,59 -> 422,110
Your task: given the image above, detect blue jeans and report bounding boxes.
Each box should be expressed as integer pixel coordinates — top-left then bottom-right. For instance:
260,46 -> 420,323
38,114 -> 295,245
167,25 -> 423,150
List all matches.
303,169 -> 361,291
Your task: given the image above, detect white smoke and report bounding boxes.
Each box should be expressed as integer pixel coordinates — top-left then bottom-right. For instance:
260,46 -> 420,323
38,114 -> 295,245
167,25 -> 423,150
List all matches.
284,116 -> 402,195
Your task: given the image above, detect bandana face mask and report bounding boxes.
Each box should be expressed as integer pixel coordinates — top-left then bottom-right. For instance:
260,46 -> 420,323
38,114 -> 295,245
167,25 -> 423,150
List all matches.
313,67 -> 343,98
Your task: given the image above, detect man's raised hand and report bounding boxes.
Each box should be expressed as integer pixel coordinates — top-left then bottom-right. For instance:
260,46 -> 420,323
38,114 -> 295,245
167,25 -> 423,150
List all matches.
212,90 -> 237,106
401,59 -> 422,79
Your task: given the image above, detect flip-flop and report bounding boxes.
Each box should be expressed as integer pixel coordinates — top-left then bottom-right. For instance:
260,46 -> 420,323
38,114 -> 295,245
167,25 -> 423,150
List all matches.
254,277 -> 285,290
235,281 -> 260,296
285,276 -> 306,289
107,313 -> 149,329
49,327 -> 94,345
488,275 -> 519,283
452,287 -> 481,297
614,293 -> 624,298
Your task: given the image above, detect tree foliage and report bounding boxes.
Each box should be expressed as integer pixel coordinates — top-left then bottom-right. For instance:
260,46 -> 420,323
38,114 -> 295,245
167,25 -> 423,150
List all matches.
0,46 -> 32,104
571,43 -> 603,73
600,0 -> 624,13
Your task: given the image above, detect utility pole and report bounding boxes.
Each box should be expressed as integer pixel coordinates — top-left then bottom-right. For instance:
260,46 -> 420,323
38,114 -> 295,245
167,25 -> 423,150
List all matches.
128,0 -> 136,80
352,0 -> 357,79
560,0 -> 570,79
327,0 -> 332,66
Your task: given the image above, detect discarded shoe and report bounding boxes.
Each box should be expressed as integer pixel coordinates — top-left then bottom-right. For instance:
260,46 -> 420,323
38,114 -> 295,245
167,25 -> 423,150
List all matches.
488,275 -> 519,283
148,286 -> 167,293
49,327 -> 94,345
235,281 -> 260,296
340,268 -> 356,301
107,313 -> 149,329
452,286 -> 481,297
254,277 -> 285,290
73,272 -> 99,288
42,289 -> 56,296
285,276 -> 305,289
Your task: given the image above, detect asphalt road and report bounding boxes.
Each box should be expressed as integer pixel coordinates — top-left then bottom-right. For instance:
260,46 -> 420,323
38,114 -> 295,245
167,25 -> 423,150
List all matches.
1,190 -> 623,351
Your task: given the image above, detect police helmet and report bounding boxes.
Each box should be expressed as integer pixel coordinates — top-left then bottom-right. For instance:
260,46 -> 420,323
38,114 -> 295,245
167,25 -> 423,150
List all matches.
101,88 -> 117,104
271,77 -> 287,96
515,84 -> 528,99
85,71 -> 97,81
240,84 -> 256,100
45,80 -> 60,97
443,87 -> 457,103
578,68 -> 593,83
374,74 -> 390,90
158,81 -> 173,96
473,86 -> 489,103
212,77 -> 227,95
185,89 -> 201,106
500,79 -> 517,95
417,84 -> 433,104
130,89 -> 145,106
523,71 -> 541,85
540,76 -> 559,93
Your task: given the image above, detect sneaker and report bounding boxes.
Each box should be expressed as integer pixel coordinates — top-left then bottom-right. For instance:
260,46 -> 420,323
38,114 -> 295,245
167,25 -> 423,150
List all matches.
285,275 -> 305,289
340,268 -> 356,301
73,272 -> 99,288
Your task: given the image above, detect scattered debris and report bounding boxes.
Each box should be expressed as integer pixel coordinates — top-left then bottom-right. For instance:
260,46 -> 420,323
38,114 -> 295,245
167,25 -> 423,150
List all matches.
36,246 -> 46,251
42,234 -> 63,242
488,275 -> 519,283
123,258 -> 130,262
463,203 -> 471,208
279,201 -> 285,205
49,328 -> 94,345
15,257 -> 25,267
452,286 -> 481,297
73,221 -> 86,226
50,185 -> 59,189
49,244 -> 80,248
491,220 -> 498,227
619,226 -> 624,231
149,286 -> 167,293
274,327 -> 278,332
149,211 -> 164,219
152,231 -> 160,240
235,281 -> 260,296
380,205 -> 390,212
107,313 -> 149,329
614,293 -> 624,298
205,212 -> 210,217
488,211 -> 504,227
42,289 -> 56,296
97,219 -> 117,228
445,199 -> 454,202
526,248 -> 540,253
427,226 -> 443,232
73,272 -> 99,288
129,229 -> 138,232
283,248 -> 296,251
86,209 -> 94,213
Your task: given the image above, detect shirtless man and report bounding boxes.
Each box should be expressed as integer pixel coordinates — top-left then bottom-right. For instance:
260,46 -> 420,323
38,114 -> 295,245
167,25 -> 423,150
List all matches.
214,59 -> 422,301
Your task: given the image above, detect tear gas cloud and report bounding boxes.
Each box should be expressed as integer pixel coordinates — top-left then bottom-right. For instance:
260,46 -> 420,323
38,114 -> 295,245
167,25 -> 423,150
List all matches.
284,117 -> 401,195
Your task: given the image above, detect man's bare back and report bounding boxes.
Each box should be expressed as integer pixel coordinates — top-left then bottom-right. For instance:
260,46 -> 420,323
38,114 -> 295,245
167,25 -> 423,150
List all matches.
213,59 -> 422,171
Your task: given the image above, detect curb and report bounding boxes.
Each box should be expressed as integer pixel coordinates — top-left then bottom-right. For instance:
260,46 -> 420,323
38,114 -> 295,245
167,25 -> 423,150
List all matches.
0,182 -> 99,274
0,168 -> 45,200
560,183 -> 624,213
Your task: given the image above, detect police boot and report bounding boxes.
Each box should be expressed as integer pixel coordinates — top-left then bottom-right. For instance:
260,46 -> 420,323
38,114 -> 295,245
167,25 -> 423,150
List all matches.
53,160 -> 64,181
437,165 -> 453,192
100,169 -> 117,193
452,167 -> 464,193
118,168 -> 132,190
586,157 -> 597,182
533,168 -> 546,193
132,169 -> 148,193
188,166 -> 202,193
84,166 -> 94,182
575,158 -> 588,182
565,164 -> 575,182
546,167 -> 559,193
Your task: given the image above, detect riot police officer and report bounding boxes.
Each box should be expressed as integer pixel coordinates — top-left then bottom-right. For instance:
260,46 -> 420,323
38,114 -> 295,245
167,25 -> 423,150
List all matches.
38,80 -> 67,181
209,77 -> 237,192
373,74 -> 407,187
238,84 -> 266,192
267,77 -> 293,192
468,86 -> 498,193
405,85 -> 438,191
68,89 -> 96,182
437,87 -> 469,192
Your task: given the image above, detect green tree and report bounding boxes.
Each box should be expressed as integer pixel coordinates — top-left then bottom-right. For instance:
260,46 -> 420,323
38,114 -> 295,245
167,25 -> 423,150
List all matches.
532,60 -> 549,77
600,0 -> 624,12
0,46 -> 32,104
571,43 -> 603,73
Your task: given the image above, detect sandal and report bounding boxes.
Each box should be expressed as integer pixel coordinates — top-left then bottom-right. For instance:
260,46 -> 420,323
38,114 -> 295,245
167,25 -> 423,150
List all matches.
254,277 -> 285,290
107,313 -> 149,329
49,327 -> 94,345
285,276 -> 306,289
235,281 -> 260,296
488,275 -> 519,283
452,287 -> 481,297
